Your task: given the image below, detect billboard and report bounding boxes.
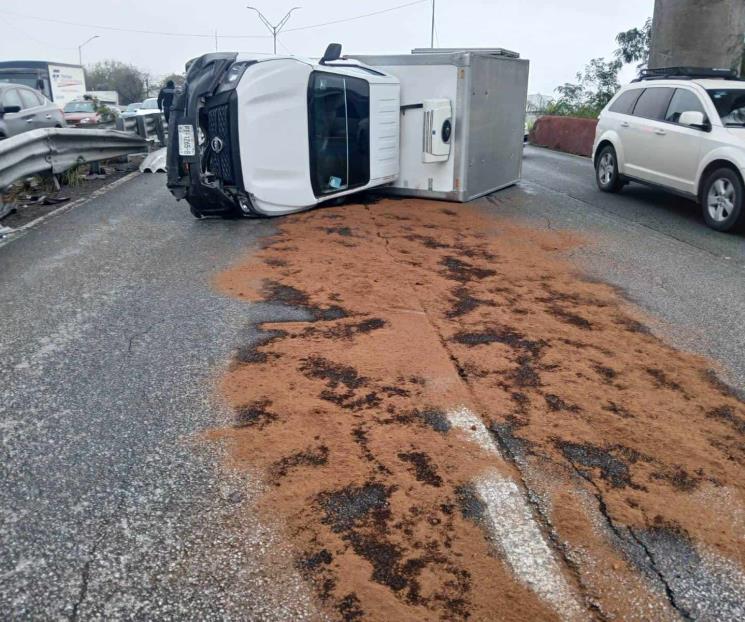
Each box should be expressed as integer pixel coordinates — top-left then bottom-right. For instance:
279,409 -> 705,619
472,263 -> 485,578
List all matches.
49,64 -> 87,107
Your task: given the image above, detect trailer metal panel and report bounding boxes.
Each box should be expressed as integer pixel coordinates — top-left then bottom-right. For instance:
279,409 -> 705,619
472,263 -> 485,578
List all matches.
351,49 -> 529,202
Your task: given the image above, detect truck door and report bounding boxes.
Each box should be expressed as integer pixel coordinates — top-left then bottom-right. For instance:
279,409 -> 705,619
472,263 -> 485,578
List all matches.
308,72 -> 370,197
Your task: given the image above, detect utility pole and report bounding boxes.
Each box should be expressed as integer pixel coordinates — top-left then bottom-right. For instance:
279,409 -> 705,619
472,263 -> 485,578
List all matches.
246,6 -> 301,54
78,35 -> 100,66
215,30 -> 219,52
649,0 -> 745,72
431,0 -> 436,48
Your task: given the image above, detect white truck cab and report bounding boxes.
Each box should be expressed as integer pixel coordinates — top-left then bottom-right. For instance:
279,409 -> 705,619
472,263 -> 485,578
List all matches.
167,45 -> 400,217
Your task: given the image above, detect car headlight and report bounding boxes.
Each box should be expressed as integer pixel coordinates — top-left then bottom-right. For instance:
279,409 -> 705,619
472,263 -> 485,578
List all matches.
79,117 -> 93,124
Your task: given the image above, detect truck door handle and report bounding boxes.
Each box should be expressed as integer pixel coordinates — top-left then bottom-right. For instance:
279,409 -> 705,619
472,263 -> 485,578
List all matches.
655,129 -> 666,136
621,121 -> 630,128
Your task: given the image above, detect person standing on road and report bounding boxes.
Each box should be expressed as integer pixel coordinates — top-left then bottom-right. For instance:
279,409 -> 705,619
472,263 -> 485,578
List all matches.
158,80 -> 176,123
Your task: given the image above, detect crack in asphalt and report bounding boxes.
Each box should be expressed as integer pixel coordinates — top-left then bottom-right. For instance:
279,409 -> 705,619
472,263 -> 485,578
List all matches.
69,487 -> 129,621
563,456 -> 692,621
487,428 -> 609,622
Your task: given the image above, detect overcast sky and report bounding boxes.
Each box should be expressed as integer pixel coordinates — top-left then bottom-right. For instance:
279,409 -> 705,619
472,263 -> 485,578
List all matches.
0,0 -> 653,94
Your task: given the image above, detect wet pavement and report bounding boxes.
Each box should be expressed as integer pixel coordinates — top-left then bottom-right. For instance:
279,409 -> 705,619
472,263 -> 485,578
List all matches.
2,150 -> 744,620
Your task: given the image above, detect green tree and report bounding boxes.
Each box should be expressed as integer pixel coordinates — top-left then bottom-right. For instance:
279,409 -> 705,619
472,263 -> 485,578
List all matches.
615,18 -> 653,68
547,19 -> 652,118
85,60 -> 149,105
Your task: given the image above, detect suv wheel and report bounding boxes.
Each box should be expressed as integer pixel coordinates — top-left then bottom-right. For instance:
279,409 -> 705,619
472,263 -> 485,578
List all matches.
595,145 -> 623,193
702,168 -> 745,232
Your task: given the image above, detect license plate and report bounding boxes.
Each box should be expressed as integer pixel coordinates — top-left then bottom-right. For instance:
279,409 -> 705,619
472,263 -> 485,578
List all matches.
178,124 -> 195,156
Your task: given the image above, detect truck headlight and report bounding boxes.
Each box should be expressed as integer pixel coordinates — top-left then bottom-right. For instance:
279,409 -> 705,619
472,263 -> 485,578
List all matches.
219,62 -> 251,91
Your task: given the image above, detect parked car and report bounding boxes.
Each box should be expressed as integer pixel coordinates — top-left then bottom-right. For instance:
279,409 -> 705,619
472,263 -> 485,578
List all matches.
136,98 -> 160,116
120,102 -> 143,118
62,99 -> 115,127
0,82 -> 66,139
593,67 -> 745,232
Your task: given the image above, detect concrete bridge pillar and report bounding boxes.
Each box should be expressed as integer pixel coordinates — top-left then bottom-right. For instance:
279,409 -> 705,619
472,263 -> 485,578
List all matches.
649,0 -> 745,71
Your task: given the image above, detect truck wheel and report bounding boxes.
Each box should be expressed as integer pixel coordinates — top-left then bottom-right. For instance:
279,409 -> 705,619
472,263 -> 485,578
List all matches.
702,168 -> 745,232
595,145 -> 623,193
187,199 -> 204,219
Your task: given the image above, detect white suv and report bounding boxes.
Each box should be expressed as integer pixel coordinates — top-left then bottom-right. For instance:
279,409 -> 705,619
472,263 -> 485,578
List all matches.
593,68 -> 745,232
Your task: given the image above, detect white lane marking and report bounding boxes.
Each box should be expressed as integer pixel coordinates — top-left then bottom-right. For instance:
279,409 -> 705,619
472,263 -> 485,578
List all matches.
476,470 -> 587,621
447,406 -> 502,457
448,407 -> 587,621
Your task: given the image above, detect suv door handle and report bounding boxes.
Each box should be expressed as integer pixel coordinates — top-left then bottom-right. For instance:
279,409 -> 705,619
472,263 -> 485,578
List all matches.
45,114 -> 52,119
621,121 -> 630,128
654,128 -> 667,136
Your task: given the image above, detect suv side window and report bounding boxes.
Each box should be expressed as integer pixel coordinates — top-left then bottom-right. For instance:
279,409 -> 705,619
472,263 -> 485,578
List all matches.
2,88 -> 23,110
632,87 -> 675,120
609,89 -> 643,115
665,89 -> 706,124
19,88 -> 42,109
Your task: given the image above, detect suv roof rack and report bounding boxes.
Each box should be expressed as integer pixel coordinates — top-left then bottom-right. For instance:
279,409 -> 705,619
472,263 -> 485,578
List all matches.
633,66 -> 744,82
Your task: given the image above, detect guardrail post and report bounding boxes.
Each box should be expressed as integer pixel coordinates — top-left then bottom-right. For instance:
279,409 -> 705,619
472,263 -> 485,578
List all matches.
136,116 -> 148,140
154,115 -> 166,145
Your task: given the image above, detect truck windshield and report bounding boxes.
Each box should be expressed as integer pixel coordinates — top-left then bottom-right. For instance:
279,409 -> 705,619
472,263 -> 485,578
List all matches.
707,89 -> 745,126
0,74 -> 39,89
308,72 -> 370,196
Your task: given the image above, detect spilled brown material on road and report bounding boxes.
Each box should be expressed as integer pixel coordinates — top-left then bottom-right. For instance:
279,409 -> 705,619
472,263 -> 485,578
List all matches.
212,198 -> 745,621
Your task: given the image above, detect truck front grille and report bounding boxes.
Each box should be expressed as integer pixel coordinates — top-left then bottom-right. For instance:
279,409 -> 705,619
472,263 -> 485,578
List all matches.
207,104 -> 234,184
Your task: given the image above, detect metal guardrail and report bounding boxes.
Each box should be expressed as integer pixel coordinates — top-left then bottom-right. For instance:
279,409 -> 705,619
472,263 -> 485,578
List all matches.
0,128 -> 148,192
115,112 -> 167,144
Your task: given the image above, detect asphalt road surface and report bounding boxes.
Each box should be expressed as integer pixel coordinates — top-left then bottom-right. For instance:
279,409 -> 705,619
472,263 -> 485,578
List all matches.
516,146 -> 745,392
1,147 -> 743,619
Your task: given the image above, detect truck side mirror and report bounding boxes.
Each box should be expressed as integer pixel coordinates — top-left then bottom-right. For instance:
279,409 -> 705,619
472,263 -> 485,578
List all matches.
320,43 -> 342,65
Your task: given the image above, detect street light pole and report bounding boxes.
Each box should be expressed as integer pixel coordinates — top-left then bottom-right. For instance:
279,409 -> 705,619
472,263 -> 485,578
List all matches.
431,0 -> 436,48
78,35 -> 100,66
246,6 -> 301,54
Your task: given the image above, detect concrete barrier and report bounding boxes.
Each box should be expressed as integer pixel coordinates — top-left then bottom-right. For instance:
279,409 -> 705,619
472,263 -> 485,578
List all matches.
529,116 -> 599,157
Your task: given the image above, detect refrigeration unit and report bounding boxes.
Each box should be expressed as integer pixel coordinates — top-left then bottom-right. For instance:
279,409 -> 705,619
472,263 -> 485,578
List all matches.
166,45 -> 529,218
351,48 -> 530,202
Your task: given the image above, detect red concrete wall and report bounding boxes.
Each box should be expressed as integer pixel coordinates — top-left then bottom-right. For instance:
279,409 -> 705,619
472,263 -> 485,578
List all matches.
529,116 -> 599,158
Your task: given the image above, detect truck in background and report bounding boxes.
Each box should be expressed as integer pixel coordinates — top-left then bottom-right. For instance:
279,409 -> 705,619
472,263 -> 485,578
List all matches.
167,44 -> 529,218
0,61 -> 87,108
85,90 -> 120,106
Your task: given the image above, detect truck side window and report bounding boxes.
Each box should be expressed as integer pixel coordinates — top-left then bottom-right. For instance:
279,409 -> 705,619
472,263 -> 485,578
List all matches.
308,72 -> 370,196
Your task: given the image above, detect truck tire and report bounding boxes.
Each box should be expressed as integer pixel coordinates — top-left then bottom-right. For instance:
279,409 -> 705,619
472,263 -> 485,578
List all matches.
187,199 -> 205,219
595,145 -> 623,193
702,167 -> 745,232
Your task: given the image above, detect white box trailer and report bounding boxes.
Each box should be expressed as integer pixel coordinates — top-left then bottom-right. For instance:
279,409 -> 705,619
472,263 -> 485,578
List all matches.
351,49 -> 530,202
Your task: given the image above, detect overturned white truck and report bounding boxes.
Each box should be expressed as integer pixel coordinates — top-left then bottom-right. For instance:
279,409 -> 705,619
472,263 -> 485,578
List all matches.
166,45 -> 528,217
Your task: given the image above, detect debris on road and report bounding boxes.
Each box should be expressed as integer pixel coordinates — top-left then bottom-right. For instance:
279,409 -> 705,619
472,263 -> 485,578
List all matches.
213,198 -> 745,621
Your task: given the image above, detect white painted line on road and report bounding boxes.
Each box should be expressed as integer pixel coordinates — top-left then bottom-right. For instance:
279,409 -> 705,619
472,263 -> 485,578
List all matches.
447,407 -> 587,620
0,171 -> 141,250
447,406 -> 502,457
476,470 -> 588,622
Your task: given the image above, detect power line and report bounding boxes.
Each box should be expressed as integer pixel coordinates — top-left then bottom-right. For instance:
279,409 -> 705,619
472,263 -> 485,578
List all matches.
0,9 -> 269,39
0,1 -> 430,43
283,0 -> 429,33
